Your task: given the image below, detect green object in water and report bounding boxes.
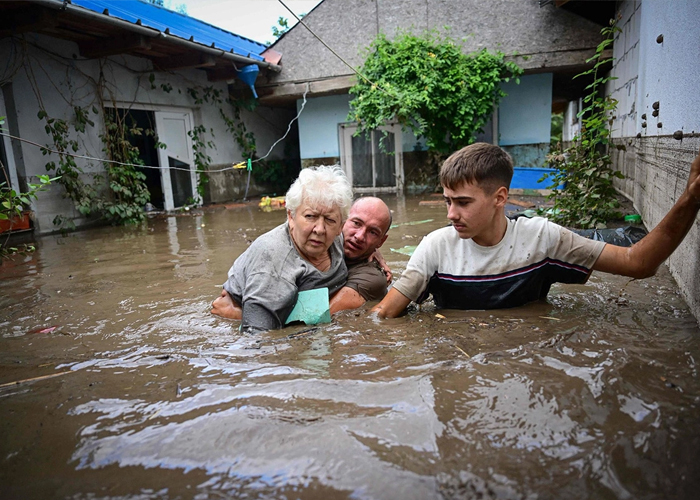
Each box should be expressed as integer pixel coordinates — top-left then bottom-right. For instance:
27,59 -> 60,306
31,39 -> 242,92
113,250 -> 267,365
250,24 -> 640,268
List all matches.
390,219 -> 433,229
285,288 -> 331,325
390,245 -> 417,257
624,214 -> 642,223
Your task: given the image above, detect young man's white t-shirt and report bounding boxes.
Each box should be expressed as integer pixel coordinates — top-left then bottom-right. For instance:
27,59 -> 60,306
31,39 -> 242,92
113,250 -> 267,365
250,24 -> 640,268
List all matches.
392,216 -> 606,309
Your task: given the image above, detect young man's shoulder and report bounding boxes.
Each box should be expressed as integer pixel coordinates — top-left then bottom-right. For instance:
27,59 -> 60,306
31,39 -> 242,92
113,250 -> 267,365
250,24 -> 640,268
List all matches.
421,225 -> 460,244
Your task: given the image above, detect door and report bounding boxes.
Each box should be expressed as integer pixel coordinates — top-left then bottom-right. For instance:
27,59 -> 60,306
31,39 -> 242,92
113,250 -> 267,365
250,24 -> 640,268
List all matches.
339,123 -> 403,193
155,110 -> 197,210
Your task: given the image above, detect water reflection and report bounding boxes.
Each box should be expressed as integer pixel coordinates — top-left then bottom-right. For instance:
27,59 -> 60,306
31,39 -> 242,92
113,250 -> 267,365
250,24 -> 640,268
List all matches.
1,198 -> 699,499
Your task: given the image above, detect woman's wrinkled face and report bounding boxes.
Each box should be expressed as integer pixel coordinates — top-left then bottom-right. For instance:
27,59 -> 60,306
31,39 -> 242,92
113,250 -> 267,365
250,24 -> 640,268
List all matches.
288,201 -> 343,262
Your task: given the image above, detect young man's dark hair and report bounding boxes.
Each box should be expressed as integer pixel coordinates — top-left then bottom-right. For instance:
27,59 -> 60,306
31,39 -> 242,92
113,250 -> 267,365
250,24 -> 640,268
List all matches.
439,142 -> 514,194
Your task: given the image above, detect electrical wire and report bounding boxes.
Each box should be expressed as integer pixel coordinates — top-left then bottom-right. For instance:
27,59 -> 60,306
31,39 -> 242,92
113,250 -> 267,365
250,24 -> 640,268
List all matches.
2,1 -> 396,179
275,0 -> 398,98
0,81 -> 312,175
253,82 -> 309,164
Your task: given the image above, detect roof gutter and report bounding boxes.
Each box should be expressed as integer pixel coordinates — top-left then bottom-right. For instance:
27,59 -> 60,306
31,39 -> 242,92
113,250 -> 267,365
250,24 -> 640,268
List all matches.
34,0 -> 282,72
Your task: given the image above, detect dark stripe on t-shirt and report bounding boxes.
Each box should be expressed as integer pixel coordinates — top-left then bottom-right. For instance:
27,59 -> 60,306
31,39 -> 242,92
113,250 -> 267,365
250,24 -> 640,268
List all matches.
418,258 -> 592,310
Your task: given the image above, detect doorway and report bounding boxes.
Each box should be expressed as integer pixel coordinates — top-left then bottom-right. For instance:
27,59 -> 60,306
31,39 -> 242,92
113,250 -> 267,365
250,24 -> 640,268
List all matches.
108,108 -> 163,209
339,123 -> 403,193
154,110 -> 197,210
107,106 -> 196,211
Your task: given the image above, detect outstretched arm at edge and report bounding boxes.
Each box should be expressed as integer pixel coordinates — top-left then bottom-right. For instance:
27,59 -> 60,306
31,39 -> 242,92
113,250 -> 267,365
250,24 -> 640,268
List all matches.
593,151 -> 700,278
371,287 -> 412,318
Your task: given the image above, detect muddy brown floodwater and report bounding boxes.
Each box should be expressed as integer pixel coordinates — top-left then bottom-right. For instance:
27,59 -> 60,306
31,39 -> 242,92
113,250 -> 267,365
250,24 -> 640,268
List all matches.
1,196 -> 700,500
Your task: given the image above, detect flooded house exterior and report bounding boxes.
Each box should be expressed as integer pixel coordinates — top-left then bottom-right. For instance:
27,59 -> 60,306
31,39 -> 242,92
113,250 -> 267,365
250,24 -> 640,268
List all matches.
252,0 -> 608,193
0,0 -> 295,233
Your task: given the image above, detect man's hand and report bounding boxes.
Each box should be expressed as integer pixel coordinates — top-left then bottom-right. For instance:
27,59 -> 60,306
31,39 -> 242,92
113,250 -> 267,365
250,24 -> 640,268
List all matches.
211,289 -> 242,319
329,287 -> 366,314
369,248 -> 392,284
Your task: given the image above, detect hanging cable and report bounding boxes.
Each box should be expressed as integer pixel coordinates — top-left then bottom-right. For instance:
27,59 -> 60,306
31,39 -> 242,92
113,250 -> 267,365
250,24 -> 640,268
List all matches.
275,0 -> 398,98
253,81 -> 309,164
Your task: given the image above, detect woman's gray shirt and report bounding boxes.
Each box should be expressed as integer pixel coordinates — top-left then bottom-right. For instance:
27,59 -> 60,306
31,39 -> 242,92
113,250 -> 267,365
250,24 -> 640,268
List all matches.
223,222 -> 347,332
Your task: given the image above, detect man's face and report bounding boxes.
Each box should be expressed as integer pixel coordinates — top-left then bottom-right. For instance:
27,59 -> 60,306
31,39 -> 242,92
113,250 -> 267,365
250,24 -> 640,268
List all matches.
342,200 -> 390,260
443,182 -> 506,245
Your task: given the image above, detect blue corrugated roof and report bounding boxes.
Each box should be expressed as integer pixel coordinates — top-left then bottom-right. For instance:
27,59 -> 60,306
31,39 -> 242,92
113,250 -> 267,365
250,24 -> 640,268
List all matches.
70,0 -> 267,61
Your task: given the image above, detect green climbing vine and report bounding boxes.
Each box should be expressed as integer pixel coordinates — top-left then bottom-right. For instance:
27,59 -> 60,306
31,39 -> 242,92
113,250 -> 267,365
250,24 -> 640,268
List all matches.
349,30 -> 523,155
100,111 -> 152,224
39,107 -> 100,225
188,124 -> 214,200
40,104 -> 153,228
541,21 -> 624,229
185,81 -> 302,192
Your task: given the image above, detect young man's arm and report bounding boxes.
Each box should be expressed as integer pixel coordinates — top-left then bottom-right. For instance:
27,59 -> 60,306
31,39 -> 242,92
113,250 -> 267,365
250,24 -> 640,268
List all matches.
371,287 -> 412,318
593,151 -> 700,277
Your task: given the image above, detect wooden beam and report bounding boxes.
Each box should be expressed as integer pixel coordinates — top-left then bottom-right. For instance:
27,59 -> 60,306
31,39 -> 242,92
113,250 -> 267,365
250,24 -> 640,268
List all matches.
255,75 -> 357,103
0,7 -> 58,37
78,33 -> 151,59
154,53 -> 217,71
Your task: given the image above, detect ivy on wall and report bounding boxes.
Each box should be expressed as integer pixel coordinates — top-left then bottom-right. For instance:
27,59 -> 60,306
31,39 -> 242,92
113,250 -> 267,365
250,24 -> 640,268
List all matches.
349,31 -> 523,155
187,82 -> 299,194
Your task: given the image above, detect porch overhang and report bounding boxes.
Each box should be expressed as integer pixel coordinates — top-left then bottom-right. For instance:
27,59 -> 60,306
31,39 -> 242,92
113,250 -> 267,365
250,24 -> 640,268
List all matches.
0,0 -> 281,82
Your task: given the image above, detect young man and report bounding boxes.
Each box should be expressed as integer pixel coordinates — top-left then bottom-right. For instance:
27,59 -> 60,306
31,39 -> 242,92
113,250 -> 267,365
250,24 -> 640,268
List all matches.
372,142 -> 700,318
212,196 -> 392,319
329,196 -> 392,313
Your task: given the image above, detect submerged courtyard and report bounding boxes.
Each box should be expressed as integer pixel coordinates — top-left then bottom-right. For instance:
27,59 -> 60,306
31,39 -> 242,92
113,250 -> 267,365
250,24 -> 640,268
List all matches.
1,196 -> 699,499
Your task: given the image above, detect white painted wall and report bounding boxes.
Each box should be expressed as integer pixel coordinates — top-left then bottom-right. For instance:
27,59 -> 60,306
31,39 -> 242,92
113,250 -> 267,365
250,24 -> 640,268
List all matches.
636,0 -> 700,137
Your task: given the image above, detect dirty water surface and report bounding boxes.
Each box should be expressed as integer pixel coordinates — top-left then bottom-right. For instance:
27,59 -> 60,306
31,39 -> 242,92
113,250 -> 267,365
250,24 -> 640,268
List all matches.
1,196 -> 699,500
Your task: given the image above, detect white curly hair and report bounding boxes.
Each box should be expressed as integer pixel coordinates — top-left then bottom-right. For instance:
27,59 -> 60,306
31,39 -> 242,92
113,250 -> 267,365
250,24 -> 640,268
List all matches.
285,165 -> 353,219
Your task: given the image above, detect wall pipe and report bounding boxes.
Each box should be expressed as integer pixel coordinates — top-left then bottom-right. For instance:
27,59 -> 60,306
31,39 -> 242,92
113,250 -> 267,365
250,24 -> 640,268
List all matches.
33,0 -> 282,72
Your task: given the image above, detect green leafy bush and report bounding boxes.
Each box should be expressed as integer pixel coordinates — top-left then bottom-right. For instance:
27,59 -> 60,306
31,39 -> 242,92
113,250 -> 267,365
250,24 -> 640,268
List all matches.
349,31 -> 523,155
541,22 -> 624,229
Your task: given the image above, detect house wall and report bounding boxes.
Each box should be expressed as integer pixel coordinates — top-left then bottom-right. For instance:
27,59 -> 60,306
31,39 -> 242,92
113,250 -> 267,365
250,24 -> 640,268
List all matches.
0,33 -> 291,233
297,93 -> 424,168
498,73 -> 553,168
297,94 -> 351,166
607,0 -> 700,322
269,0 -> 606,86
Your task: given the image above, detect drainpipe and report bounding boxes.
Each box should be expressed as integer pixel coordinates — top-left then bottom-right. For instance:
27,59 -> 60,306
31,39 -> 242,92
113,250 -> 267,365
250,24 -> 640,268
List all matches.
32,0 -> 282,72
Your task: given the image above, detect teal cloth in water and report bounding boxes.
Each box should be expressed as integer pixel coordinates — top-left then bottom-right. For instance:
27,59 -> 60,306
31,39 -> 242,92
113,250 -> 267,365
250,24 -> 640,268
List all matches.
285,288 -> 331,325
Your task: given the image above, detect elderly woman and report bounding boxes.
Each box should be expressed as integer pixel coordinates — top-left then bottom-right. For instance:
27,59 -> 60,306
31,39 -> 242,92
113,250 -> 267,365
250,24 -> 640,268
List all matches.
211,165 -> 353,332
